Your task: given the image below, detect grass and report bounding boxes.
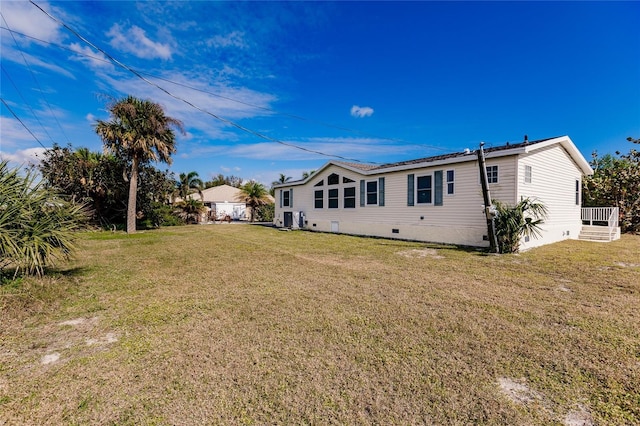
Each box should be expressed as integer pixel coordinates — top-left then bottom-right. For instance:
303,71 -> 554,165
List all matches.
1,225 -> 638,425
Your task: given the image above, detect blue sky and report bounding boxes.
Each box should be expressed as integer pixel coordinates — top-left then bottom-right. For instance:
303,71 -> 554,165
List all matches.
1,1 -> 639,185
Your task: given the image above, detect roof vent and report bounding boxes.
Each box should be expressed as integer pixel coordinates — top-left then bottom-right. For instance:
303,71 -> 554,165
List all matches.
464,148 -> 470,154
524,134 -> 529,143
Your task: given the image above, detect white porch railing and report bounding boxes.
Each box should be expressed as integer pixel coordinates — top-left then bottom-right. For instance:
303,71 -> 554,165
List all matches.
581,207 -> 619,240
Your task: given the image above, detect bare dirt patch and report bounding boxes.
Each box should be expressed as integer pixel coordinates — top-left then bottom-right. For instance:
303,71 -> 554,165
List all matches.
86,333 -> 118,346
396,248 -> 444,259
41,352 -> 60,365
615,261 -> 639,268
564,405 -> 594,426
498,377 -> 542,405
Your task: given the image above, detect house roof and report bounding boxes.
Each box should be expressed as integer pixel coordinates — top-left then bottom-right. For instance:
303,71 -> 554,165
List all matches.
194,184 -> 244,203
274,135 -> 593,188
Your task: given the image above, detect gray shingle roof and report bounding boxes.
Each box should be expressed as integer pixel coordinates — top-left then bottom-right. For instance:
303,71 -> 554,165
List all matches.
337,137 -> 558,171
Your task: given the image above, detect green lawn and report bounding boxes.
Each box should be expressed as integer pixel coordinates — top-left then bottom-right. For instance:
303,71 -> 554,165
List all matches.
1,225 -> 638,425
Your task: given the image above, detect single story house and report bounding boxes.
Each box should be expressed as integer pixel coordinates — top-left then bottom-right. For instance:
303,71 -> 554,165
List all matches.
273,135 -> 620,250
194,184 -> 248,221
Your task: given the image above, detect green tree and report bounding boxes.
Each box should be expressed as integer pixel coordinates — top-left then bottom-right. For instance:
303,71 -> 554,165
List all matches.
0,161 -> 88,277
174,198 -> 206,224
236,181 -> 271,222
175,171 -> 203,201
583,137 -> 640,233
95,95 -> 183,234
204,174 -> 243,188
271,173 -> 292,196
493,197 -> 548,254
302,170 -> 315,179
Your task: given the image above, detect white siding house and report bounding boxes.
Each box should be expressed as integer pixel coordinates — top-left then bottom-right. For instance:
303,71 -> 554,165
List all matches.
273,136 -> 614,250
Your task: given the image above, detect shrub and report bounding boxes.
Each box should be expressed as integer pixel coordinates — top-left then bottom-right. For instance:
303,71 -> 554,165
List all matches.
0,161 -> 88,277
494,197 -> 547,254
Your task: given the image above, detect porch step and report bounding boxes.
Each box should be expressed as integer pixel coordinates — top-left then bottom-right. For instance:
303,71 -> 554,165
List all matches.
578,225 -> 619,242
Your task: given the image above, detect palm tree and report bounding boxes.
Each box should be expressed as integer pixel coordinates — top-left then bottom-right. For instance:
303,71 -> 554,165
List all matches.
237,181 -> 271,222
175,171 -> 203,201
272,173 -> 292,187
0,161 -> 88,277
175,198 -> 206,224
270,173 -> 292,196
494,197 -> 548,253
302,170 -> 316,179
95,95 -> 183,234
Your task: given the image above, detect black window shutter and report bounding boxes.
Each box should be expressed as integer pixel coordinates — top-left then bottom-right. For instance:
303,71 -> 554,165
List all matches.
407,174 -> 414,206
279,189 -> 283,208
360,180 -> 365,207
290,188 -> 293,208
434,170 -> 443,206
378,177 -> 385,206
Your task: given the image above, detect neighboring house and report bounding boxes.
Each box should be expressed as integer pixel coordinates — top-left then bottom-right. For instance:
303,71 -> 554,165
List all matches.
193,184 -> 247,221
273,135 -> 620,250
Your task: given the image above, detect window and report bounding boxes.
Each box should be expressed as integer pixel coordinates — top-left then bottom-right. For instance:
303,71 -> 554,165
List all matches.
575,179 -> 580,205
524,165 -> 532,184
282,189 -> 290,207
344,187 -> 356,208
314,190 -> 323,209
328,188 -> 339,208
486,165 -> 498,184
314,180 -> 324,187
366,181 -> 378,205
446,170 -> 455,195
328,173 -> 339,185
417,175 -> 432,204
343,176 -> 355,183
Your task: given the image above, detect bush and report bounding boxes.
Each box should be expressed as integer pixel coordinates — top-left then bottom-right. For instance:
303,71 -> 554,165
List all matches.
494,197 -> 547,254
255,203 -> 275,222
0,161 -> 88,276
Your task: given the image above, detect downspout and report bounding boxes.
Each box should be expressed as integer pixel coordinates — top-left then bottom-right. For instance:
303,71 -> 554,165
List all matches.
477,142 -> 499,253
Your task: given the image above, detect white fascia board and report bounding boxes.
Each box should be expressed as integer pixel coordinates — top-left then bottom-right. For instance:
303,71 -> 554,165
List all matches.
521,136 -> 593,175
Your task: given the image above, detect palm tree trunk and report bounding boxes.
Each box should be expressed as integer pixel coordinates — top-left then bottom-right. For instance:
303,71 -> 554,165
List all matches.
127,157 -> 139,234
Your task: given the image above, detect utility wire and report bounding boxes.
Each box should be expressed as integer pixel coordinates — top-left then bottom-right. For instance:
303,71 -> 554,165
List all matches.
28,1 -> 373,163
1,64 -> 56,145
1,24 -> 451,155
1,12 -> 71,145
1,97 -> 46,149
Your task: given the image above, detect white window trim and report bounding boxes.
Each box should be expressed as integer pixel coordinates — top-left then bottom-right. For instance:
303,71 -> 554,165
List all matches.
486,165 -> 499,184
446,169 -> 455,196
524,165 -> 532,184
343,186 -> 356,209
328,188 -> 339,209
314,189 -> 324,209
366,180 -> 378,206
416,174 -> 434,205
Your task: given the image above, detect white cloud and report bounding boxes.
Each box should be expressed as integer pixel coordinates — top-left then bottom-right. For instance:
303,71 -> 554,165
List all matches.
206,31 -> 248,49
101,71 -> 277,140
210,136 -> 403,162
85,113 -> 96,122
0,46 -> 75,79
106,23 -> 173,60
220,166 -> 231,172
350,105 -> 374,118
68,43 -> 114,71
0,1 -> 65,43
0,147 -> 48,167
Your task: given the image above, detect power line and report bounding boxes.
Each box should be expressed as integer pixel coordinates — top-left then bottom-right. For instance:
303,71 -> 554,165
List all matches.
0,12 -> 71,145
0,25 -> 419,149
1,24 -> 451,155
1,97 -> 46,149
1,64 -> 56,145
27,2 -> 441,164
